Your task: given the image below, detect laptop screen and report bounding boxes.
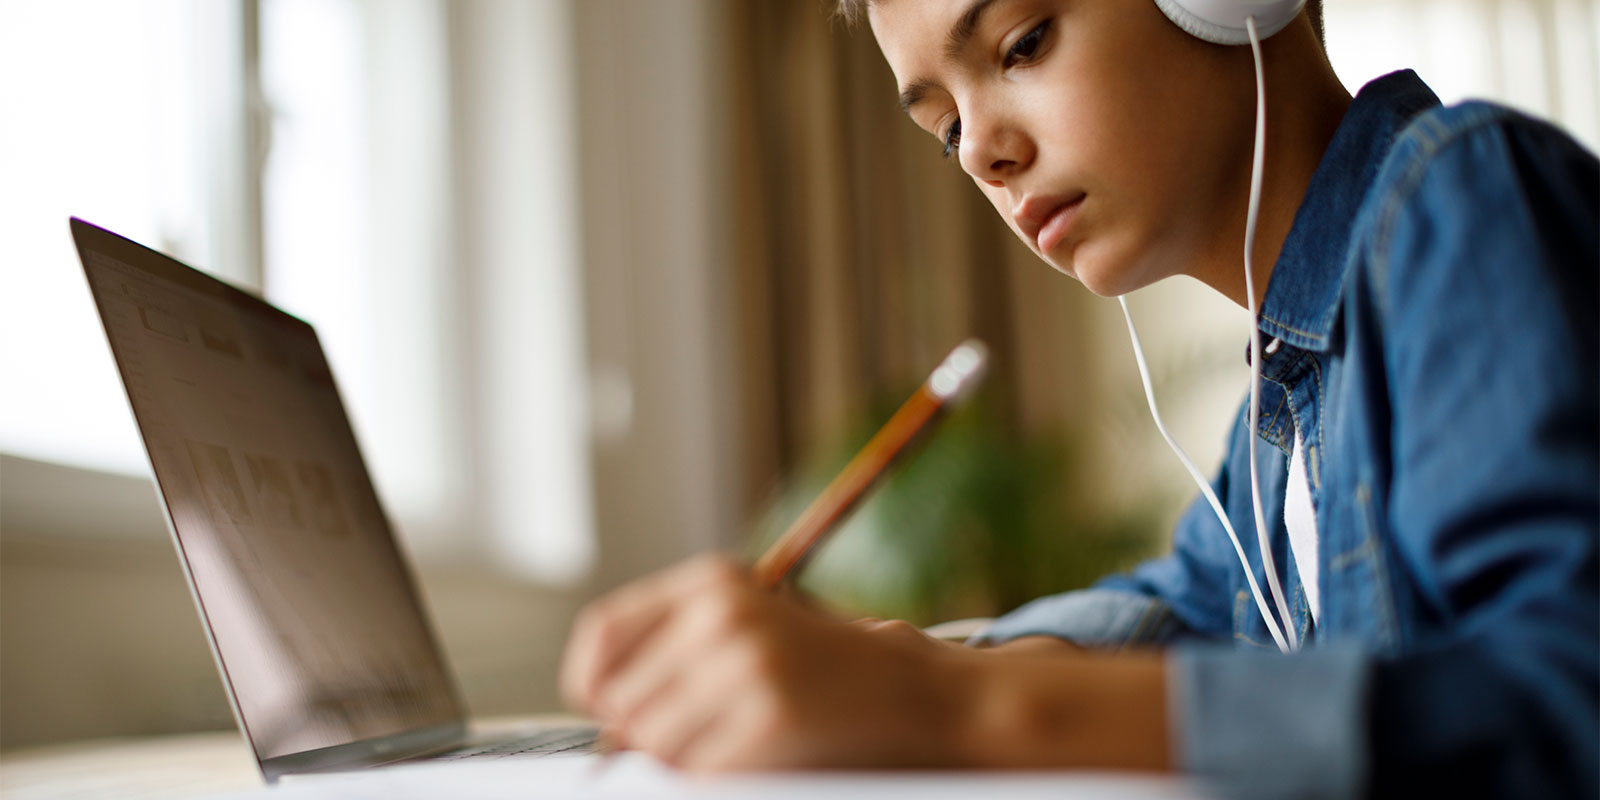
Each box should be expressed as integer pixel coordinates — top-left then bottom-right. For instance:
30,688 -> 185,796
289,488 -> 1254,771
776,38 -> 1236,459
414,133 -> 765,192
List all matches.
71,220 -> 465,761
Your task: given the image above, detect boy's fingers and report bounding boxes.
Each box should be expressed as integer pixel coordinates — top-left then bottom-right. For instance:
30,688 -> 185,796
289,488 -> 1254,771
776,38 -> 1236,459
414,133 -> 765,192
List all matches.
561,607 -> 665,713
594,566 -> 758,721
594,611 -> 702,724
625,652 -> 743,766
560,554 -> 748,711
560,572 -> 687,710
675,689 -> 783,772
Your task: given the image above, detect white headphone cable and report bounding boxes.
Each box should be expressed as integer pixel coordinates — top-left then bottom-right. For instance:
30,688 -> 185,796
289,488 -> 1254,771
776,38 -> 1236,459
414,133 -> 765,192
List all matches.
1111,15 -> 1296,654
1243,15 -> 1298,652
1117,295 -> 1291,653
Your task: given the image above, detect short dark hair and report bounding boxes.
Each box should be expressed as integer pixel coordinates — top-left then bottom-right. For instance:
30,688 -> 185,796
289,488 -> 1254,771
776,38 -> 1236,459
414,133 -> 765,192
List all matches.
836,0 -> 1326,46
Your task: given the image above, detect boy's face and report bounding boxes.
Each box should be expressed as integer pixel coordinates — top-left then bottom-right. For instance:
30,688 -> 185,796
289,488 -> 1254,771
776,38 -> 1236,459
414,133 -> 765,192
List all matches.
870,0 -> 1252,296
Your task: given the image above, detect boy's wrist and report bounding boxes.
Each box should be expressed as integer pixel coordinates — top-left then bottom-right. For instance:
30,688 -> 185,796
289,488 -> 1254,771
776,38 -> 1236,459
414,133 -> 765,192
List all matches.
944,646 -> 1174,771
920,647 -> 992,767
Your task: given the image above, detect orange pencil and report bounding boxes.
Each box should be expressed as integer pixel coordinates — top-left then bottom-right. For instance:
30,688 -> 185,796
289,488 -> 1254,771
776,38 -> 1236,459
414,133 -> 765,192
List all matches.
751,339 -> 989,589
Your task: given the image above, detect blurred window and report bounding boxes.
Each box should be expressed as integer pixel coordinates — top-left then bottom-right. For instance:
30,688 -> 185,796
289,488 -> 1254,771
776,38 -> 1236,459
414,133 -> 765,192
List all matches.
1326,0 -> 1599,152
257,0 -> 473,557
0,0 -> 255,474
1,0 -> 593,583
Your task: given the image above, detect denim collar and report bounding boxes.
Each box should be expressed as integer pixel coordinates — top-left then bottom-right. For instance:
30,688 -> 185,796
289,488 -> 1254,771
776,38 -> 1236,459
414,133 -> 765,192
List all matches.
1257,70 -> 1442,354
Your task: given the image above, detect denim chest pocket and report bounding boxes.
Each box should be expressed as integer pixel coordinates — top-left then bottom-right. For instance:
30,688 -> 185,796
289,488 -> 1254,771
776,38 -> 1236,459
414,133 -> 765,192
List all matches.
1326,479 -> 1403,655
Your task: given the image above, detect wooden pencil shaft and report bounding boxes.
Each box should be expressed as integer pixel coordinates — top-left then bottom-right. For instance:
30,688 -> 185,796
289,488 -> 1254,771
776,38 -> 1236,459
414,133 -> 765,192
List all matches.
751,385 -> 945,588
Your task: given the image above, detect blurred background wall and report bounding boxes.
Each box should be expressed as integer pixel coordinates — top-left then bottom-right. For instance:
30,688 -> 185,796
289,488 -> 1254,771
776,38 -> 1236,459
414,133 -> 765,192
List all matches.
2,0 -> 1597,751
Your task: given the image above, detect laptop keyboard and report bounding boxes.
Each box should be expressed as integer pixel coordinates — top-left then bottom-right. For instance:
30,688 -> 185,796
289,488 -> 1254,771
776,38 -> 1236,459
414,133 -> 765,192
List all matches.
435,727 -> 599,761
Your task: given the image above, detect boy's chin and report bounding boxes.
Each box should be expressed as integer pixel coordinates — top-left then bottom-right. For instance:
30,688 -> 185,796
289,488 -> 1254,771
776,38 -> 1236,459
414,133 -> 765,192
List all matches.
1045,247 -> 1144,298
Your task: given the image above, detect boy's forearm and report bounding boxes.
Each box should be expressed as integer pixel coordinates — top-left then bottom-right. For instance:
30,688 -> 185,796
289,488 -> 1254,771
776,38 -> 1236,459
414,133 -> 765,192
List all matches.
940,646 -> 1173,771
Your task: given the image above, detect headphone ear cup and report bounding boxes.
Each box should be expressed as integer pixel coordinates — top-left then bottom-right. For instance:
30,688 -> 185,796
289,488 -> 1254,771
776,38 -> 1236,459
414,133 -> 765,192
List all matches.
1153,0 -> 1306,45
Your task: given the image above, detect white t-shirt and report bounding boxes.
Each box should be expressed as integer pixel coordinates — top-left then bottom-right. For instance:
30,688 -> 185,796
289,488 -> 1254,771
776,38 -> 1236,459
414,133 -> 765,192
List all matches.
1286,431 -> 1321,624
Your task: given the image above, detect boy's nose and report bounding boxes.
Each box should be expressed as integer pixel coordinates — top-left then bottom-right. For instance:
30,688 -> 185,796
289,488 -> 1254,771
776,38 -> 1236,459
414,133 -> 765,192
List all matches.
960,121 -> 1032,185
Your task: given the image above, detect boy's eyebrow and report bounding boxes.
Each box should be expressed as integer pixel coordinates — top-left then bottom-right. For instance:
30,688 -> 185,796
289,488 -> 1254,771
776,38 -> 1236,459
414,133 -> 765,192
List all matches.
944,0 -> 1001,60
898,0 -> 1001,114
899,78 -> 939,113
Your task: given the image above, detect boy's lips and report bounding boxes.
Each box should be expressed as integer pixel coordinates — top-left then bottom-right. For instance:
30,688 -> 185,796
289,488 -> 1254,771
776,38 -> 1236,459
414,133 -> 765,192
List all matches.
1014,193 -> 1086,255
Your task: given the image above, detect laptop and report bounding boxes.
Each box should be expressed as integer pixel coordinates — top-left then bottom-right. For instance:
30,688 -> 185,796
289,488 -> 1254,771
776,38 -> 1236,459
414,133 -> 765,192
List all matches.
68,218 -> 599,783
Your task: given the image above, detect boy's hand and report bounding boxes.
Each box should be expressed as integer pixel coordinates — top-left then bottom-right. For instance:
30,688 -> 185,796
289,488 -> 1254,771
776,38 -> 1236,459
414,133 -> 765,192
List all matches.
559,553 -> 970,771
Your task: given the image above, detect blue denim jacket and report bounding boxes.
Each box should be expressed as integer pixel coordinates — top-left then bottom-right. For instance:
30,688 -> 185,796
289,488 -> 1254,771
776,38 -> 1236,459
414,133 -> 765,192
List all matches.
971,71 -> 1599,799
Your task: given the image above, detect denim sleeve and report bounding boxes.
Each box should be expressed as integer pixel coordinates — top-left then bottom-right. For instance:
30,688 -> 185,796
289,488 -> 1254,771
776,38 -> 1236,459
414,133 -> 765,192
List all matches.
1168,643 -> 1371,800
966,588 -> 1194,648
1358,110 -> 1598,797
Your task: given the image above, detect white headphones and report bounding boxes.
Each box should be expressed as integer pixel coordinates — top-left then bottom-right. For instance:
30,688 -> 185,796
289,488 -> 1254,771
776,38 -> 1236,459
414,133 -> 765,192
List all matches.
1154,0 -> 1306,45
1118,0 -> 1311,653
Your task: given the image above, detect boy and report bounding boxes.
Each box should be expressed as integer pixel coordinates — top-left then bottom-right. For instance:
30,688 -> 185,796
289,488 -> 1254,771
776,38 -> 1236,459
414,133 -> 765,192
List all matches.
560,1 -> 1598,796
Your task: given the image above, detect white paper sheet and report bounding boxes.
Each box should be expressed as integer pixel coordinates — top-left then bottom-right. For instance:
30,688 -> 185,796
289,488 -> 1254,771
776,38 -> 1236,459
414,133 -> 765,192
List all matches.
210,753 -> 1210,799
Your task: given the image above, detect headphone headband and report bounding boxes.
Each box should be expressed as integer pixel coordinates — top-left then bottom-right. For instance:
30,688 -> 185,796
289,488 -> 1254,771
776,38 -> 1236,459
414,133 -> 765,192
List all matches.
1153,0 -> 1306,45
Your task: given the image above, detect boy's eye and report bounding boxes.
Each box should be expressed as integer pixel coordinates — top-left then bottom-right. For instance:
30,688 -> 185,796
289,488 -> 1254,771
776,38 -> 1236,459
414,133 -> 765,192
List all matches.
936,20 -> 1051,160
941,118 -> 962,159
1003,20 -> 1052,69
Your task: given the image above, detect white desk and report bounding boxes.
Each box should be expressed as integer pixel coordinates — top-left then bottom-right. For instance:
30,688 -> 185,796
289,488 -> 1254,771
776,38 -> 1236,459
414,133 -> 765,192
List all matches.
0,730 -> 258,799
1,729 -> 1210,800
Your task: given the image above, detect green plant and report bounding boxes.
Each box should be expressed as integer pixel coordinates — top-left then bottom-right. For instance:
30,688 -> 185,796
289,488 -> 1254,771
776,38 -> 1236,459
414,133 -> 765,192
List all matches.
745,393 -> 1178,626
